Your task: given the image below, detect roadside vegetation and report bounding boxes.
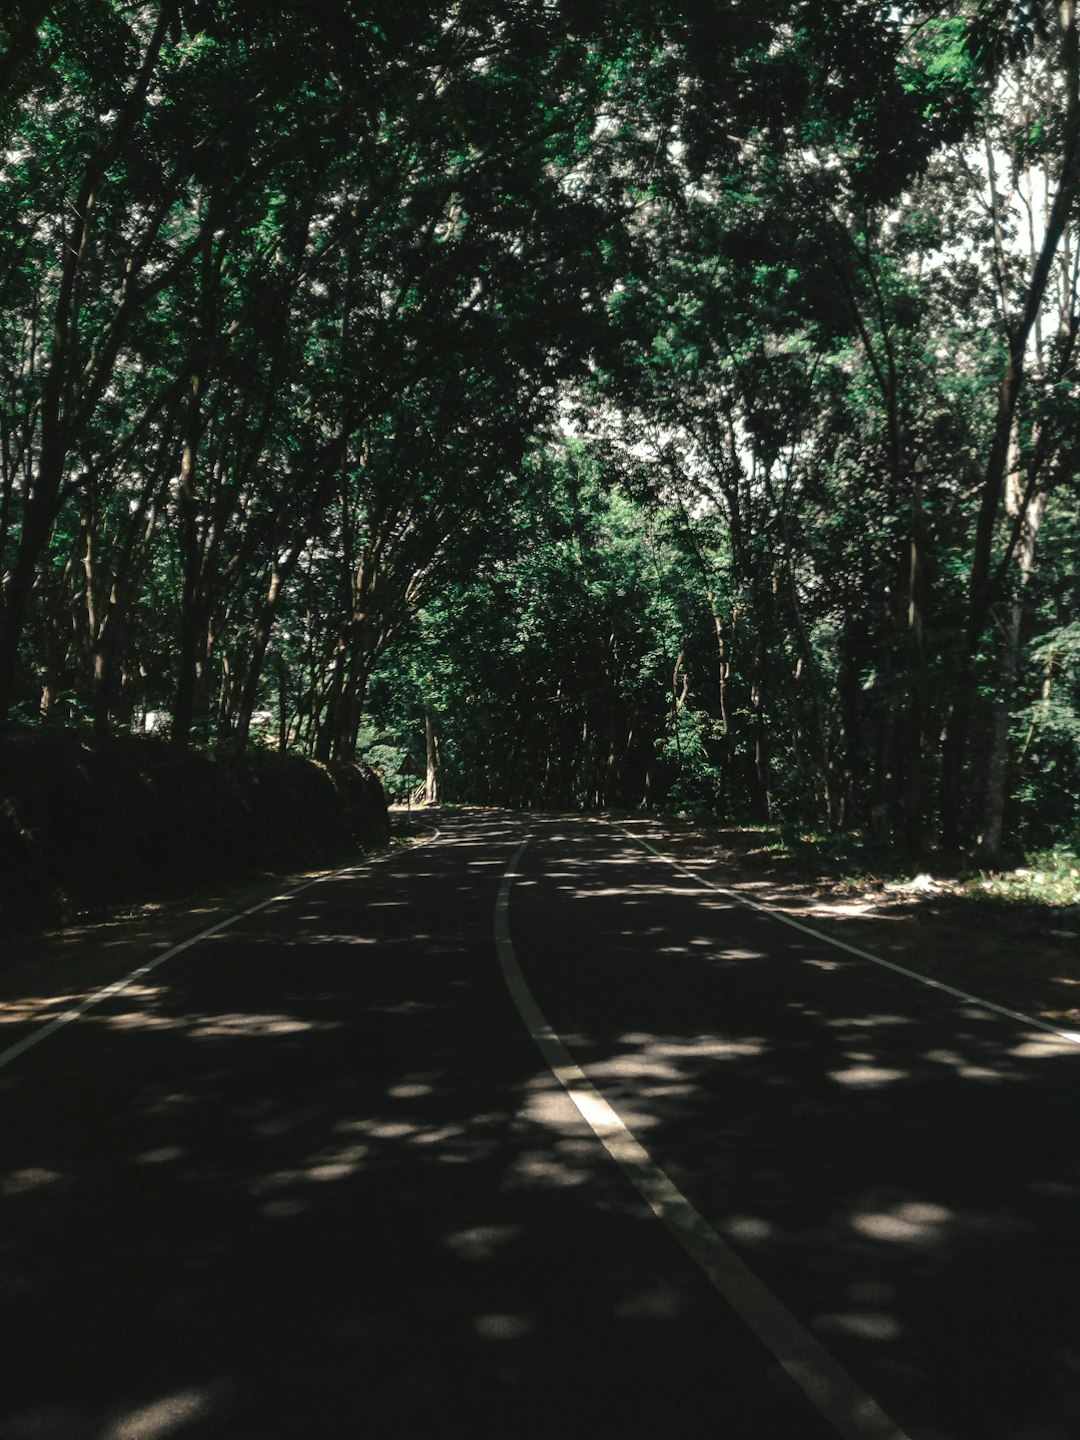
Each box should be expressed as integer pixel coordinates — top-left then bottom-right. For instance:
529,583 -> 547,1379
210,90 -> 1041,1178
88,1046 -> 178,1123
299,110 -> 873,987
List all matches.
0,731 -> 388,932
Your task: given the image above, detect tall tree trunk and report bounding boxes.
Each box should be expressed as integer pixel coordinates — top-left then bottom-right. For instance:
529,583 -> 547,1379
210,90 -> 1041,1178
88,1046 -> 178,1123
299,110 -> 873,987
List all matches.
902,464 -> 926,858
981,479 -> 1049,856
172,377 -> 206,749
233,561 -> 295,753
943,2 -> 1080,849
773,491 -> 837,829
88,497 -> 160,737
276,657 -> 290,754
314,636 -> 347,763
0,388 -> 73,727
750,658 -> 770,822
424,692 -> 439,804
331,625 -> 371,763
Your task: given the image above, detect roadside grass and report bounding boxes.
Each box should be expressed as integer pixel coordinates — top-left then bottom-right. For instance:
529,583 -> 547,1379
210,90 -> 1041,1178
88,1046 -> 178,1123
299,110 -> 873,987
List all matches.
968,846 -> 1080,908
754,824 -> 1080,911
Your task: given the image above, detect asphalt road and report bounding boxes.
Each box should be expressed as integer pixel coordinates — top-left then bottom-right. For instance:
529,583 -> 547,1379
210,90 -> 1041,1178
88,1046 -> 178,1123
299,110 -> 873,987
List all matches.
2,811 -> 1079,1440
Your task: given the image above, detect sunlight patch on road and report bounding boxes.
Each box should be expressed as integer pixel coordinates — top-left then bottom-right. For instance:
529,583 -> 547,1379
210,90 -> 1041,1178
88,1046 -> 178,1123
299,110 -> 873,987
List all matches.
249,1142 -> 370,1197
921,1048 -> 1010,1083
577,1031 -> 767,1098
205,1010 -> 305,1038
850,1203 -> 950,1245
824,1014 -> 915,1030
400,1123 -> 464,1146
101,1385 -> 214,1439
443,1224 -> 523,1261
388,1081 -> 435,1098
103,1011 -> 185,1033
332,1109 -> 510,1159
0,994 -> 86,1025
817,1311 -> 904,1342
617,1032 -> 767,1061
1009,1034 -> 1080,1059
474,1311 -> 534,1340
3,1166 -> 63,1196
503,1142 -> 599,1189
922,1047 -> 965,1067
829,1064 -> 908,1088
582,1052 -> 684,1083
97,1007 -> 342,1040
722,1214 -> 774,1242
338,1118 -> 415,1140
277,933 -> 379,946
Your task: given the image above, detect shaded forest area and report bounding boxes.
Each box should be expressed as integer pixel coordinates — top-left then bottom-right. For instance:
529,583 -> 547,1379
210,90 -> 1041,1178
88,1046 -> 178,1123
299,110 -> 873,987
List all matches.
1,0 -> 1079,864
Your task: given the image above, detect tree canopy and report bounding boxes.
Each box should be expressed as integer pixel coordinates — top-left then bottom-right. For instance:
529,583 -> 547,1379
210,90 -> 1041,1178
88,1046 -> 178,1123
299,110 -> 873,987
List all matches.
2,0 -> 1078,860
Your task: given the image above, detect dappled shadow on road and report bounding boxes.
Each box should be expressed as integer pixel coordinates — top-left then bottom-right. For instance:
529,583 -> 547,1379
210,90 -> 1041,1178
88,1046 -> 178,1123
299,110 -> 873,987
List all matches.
5,811 -> 1079,1439
509,821 -> 1080,1440
0,814 -> 825,1440
618,816 -> 1080,1030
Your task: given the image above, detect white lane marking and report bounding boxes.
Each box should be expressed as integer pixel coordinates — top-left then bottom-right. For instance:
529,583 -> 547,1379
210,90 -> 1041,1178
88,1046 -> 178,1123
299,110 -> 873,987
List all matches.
495,840 -> 913,1440
620,829 -> 1080,1049
0,831 -> 443,1074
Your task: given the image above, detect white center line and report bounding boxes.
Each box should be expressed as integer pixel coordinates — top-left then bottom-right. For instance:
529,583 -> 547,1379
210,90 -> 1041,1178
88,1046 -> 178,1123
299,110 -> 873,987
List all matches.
495,838 -> 914,1440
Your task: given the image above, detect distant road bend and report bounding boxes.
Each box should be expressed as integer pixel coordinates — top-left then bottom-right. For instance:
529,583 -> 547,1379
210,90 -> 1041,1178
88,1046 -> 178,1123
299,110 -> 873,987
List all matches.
2,810 -> 1079,1440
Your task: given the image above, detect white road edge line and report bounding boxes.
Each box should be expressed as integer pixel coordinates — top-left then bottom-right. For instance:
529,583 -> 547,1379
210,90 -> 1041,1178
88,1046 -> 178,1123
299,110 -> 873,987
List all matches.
495,839 -> 913,1440
619,828 -> 1080,1048
0,829 -> 443,1074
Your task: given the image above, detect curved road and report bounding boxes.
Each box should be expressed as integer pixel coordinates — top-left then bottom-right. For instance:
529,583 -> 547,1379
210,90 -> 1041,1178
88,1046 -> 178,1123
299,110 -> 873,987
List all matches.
1,811 -> 1078,1439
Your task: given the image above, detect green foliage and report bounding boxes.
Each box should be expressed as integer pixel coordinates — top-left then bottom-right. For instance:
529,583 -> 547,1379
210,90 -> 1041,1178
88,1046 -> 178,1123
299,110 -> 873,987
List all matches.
969,848 -> 1080,907
0,0 -> 1078,871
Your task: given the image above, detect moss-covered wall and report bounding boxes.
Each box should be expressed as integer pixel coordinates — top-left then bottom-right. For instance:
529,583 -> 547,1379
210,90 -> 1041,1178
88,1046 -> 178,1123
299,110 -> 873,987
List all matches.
0,733 -> 389,931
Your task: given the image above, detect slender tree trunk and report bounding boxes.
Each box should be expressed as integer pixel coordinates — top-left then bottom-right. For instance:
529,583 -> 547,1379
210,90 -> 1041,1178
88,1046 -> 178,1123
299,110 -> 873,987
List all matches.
172,602 -> 212,749
233,564 -> 292,753
276,657 -> 290,753
315,633 -> 347,763
902,464 -> 926,858
332,631 -> 371,763
774,498 -> 837,828
0,429 -> 69,726
750,658 -> 769,822
981,481 -> 1049,856
172,376 -> 207,749
88,496 -> 160,737
424,693 -> 439,804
